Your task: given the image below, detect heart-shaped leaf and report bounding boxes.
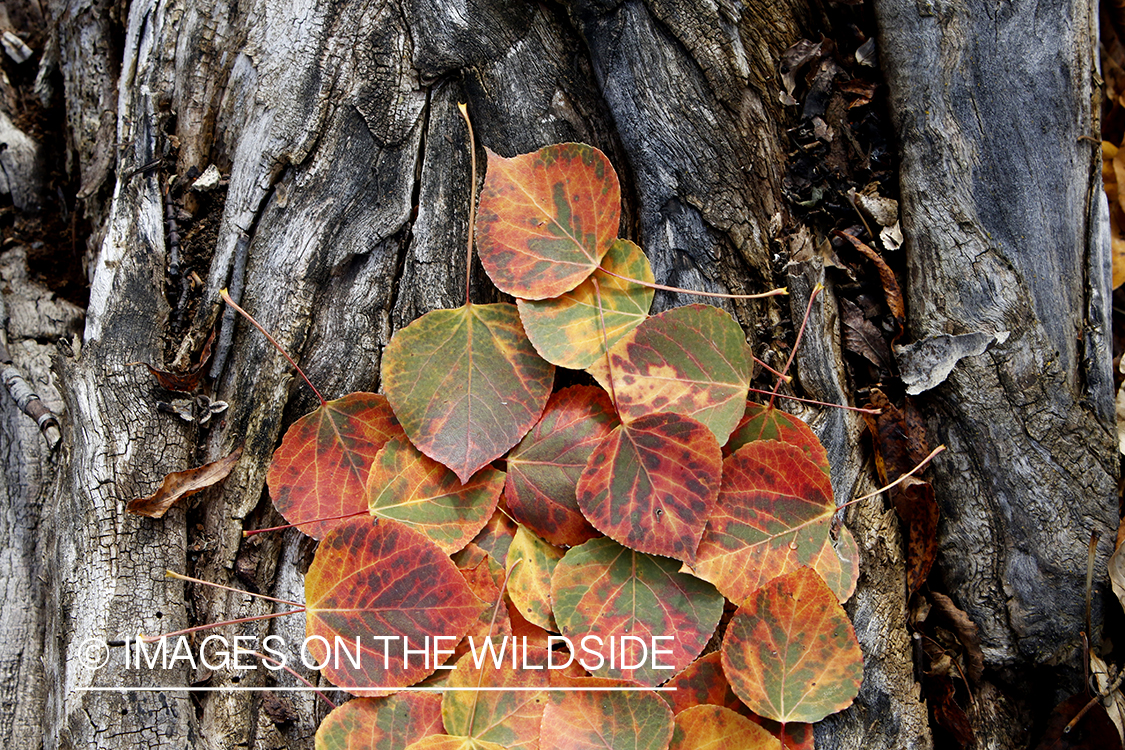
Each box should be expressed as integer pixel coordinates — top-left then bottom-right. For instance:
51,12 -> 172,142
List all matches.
382,303 -> 554,483
505,526 -> 565,632
517,239 -> 654,369
305,516 -> 485,694
551,537 -> 724,686
724,402 -> 829,476
576,412 -> 721,564
693,441 -> 856,603
367,434 -> 505,554
268,392 -> 401,539
315,693 -> 444,750
590,304 -> 752,445
721,567 -> 863,724
539,686 -> 674,750
669,705 -> 782,750
505,385 -> 616,547
441,652 -> 550,750
476,144 -> 621,299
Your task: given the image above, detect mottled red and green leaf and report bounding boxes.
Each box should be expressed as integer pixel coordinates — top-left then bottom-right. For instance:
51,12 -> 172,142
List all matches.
539,687 -> 674,750
381,303 -> 554,483
725,403 -> 829,476
668,705 -> 782,750
476,144 -> 620,299
315,693 -> 443,750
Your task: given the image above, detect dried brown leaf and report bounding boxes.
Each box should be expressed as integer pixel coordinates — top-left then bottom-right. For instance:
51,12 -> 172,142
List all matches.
835,230 -> 904,322
928,591 -> 984,684
126,447 -> 242,518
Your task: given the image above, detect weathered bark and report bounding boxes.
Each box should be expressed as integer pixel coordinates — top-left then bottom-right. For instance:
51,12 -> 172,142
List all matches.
0,0 -> 1112,748
877,0 -> 1116,715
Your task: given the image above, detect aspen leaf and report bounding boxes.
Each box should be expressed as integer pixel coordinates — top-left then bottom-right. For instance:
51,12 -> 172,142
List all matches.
382,303 -> 554,483
668,705 -> 781,750
268,393 -> 400,539
476,143 -> 621,299
315,694 -> 443,750
304,516 -> 485,695
721,567 -> 863,724
505,526 -> 565,632
539,687 -> 674,750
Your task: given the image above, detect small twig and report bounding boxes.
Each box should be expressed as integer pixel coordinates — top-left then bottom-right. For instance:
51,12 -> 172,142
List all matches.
1064,665 -> 1125,734
459,103 -> 477,308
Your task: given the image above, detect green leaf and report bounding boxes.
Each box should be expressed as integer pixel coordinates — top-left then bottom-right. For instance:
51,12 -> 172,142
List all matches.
441,652 -> 550,750
576,413 -> 721,563
315,694 -> 444,750
724,402 -> 829,476
305,516 -> 485,695
367,434 -> 505,554
590,304 -> 752,445
505,385 -> 616,547
505,525 -> 565,631
539,686 -> 674,750
518,239 -> 654,369
721,567 -> 864,724
551,537 -> 724,686
382,303 -> 554,483
476,144 -> 621,299
268,392 -> 401,539
693,440 -> 857,604
668,705 -> 781,750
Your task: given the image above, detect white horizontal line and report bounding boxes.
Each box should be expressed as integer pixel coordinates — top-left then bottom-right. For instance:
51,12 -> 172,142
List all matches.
78,686 -> 676,693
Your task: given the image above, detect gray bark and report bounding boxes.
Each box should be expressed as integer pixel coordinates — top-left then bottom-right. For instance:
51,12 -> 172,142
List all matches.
0,0 -> 1112,748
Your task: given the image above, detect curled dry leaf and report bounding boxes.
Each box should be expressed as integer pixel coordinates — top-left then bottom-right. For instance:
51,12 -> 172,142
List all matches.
835,230 -> 904,323
126,447 -> 242,518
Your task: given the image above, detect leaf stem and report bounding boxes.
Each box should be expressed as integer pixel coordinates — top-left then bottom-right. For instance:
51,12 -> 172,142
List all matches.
219,289 -> 327,407
459,102 -> 477,308
242,510 -> 369,537
752,356 -> 791,383
139,609 -> 304,643
597,266 -> 787,300
843,445 -> 946,507
245,649 -> 338,709
769,283 -> 821,409
746,387 -> 880,414
165,570 -> 304,608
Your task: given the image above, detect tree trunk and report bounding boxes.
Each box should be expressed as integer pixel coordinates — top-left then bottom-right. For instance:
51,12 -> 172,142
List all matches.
0,0 -> 1113,748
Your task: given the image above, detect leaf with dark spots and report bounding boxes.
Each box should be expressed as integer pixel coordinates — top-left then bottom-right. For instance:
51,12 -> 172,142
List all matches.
863,387 -> 931,484
576,412 -> 721,564
505,386 -> 616,547
893,477 -> 939,596
725,402 -> 830,476
660,652 -> 749,716
693,441 -> 856,603
469,508 -> 518,566
518,239 -> 654,369
314,693 -> 444,750
268,392 -> 401,539
721,567 -> 863,724
127,447 -> 242,518
304,516 -> 484,695
476,144 -> 620,299
381,303 -> 555,483
551,537 -> 724,686
441,652 -> 549,750
366,434 -> 504,554
589,304 -> 753,445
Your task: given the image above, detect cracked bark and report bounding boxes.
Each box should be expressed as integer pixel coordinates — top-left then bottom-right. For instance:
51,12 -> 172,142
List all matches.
0,0 -> 1111,747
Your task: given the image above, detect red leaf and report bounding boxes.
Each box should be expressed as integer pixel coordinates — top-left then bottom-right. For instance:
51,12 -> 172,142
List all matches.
505,386 -> 616,547
721,567 -> 863,724
381,303 -> 555,483
476,144 -> 621,300
577,412 -> 721,564
725,402 -> 829,476
268,392 -> 400,539
305,516 -> 485,695
660,652 -> 748,716
694,441 -> 856,603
